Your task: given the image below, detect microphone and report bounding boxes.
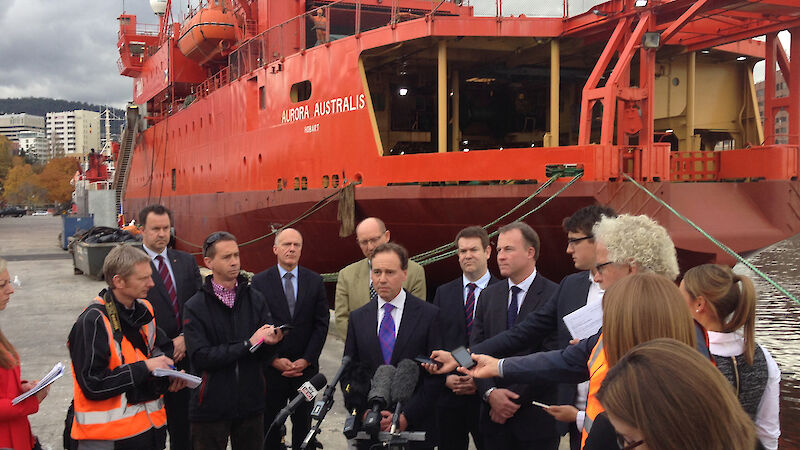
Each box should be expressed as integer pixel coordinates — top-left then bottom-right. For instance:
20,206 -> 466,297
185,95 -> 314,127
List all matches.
362,365 -> 396,438
341,361 -> 372,439
269,372 -> 327,429
389,359 -> 419,434
300,357 -> 353,449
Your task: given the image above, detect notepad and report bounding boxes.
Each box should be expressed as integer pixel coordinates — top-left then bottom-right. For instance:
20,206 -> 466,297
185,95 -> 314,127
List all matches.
152,368 -> 202,388
563,301 -> 603,341
13,362 -> 64,405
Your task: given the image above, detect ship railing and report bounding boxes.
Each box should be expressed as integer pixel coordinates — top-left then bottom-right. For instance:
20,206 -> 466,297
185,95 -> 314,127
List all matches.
196,66 -> 231,100
117,22 -> 160,41
670,151 -> 720,181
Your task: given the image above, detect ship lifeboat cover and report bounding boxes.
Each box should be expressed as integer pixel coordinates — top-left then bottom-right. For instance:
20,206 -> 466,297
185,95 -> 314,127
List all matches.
177,6 -> 238,64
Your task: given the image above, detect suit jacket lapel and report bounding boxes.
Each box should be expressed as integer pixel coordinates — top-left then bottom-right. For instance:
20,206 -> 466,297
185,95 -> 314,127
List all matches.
495,283 -> 510,331
357,259 -> 371,303
149,260 -> 171,303
166,249 -> 181,294
392,292 -> 419,364
294,268 -> 309,318
365,300 -> 385,366
519,274 -> 546,317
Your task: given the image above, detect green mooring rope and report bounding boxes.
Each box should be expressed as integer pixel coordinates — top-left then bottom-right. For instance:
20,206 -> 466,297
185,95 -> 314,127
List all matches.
622,173 -> 799,306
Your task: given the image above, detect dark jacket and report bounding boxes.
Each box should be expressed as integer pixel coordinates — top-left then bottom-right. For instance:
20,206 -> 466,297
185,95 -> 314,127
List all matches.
470,273 -> 559,442
251,265 -> 329,374
145,247 -> 201,340
183,274 -> 276,422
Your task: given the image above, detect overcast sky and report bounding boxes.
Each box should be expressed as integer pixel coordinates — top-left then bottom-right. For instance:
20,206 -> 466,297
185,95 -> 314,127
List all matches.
0,1 -> 791,109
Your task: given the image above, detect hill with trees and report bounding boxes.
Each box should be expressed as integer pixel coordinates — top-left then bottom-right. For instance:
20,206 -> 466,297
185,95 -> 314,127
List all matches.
0,97 -> 124,118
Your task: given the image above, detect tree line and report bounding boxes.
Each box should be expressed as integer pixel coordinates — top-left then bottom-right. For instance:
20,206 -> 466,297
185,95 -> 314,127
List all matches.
0,135 -> 77,208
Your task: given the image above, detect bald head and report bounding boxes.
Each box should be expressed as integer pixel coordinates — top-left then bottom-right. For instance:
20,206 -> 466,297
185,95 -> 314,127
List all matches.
356,217 -> 390,258
273,228 -> 303,270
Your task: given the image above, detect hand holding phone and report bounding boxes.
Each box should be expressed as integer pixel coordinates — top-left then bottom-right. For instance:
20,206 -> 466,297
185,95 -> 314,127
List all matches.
413,356 -> 443,368
450,346 -> 476,369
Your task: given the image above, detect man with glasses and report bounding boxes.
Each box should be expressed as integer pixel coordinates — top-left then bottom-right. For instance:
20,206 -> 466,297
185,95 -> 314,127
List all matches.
334,217 -> 426,338
183,232 -> 283,450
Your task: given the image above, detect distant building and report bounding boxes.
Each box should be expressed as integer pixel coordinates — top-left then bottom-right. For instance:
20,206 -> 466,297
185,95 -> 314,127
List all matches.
46,110 -> 101,163
0,113 -> 46,143
18,131 -> 49,163
755,71 -> 789,145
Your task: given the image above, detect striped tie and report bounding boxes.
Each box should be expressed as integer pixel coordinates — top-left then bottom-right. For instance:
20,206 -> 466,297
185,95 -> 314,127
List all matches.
156,255 -> 180,329
464,283 -> 477,338
378,303 -> 396,364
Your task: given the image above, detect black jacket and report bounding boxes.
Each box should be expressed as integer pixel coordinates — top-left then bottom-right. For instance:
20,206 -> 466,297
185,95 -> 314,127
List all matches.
183,274 -> 276,422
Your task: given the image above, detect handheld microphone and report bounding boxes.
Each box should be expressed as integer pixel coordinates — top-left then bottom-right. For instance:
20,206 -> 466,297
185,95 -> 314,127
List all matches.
270,372 -> 327,429
362,365 -> 396,438
389,359 -> 419,434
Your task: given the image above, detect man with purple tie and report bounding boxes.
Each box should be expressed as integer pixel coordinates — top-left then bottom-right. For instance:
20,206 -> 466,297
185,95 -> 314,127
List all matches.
140,205 -> 201,450
343,243 -> 442,449
432,226 -> 501,450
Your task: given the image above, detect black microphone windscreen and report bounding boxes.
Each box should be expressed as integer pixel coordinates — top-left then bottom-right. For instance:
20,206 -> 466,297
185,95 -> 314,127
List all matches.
391,359 -> 419,403
367,365 -> 396,404
309,372 -> 328,390
341,361 -> 372,412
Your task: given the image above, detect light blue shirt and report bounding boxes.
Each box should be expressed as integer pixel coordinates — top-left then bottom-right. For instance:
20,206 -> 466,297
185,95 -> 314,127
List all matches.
277,264 -> 299,300
143,244 -> 176,286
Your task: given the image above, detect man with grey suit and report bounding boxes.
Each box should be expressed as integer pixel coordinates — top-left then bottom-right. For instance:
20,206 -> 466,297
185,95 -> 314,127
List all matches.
140,204 -> 202,450
334,217 -> 426,338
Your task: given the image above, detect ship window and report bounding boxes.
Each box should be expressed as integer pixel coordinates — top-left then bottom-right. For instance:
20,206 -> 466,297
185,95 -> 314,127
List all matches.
322,175 -> 330,188
293,177 -> 300,190
291,81 -> 312,103
301,177 -> 308,190
171,169 -> 176,191
277,178 -> 283,191
332,174 -> 340,188
259,86 -> 266,110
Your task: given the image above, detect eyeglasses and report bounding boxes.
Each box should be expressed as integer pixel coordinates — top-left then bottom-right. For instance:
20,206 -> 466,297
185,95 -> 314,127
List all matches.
567,235 -> 593,247
357,235 -> 384,247
616,434 -> 645,450
595,261 -> 615,274
202,232 -> 225,257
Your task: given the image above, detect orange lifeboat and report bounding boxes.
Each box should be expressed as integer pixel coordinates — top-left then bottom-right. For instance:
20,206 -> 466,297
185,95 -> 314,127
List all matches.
177,3 -> 238,65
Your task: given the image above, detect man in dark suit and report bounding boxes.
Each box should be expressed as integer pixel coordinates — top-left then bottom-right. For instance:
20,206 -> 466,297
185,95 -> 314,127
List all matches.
140,204 -> 202,450
251,228 -> 329,450
432,226 -> 500,450
470,222 -> 559,450
344,243 -> 442,449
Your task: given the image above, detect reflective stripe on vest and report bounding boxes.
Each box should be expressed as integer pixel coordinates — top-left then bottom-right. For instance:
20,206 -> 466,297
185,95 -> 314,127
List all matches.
71,296 -> 166,441
581,333 -> 608,449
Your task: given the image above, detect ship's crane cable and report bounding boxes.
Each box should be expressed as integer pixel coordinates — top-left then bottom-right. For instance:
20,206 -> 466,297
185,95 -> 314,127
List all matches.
621,173 -> 799,306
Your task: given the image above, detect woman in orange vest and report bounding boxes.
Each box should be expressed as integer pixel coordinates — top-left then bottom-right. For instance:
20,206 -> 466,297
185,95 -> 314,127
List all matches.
461,274 -> 699,449
597,338 -> 756,450
0,258 -> 49,450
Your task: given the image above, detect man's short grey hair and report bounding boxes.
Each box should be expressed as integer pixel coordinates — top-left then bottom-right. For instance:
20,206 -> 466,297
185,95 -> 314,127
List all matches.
103,244 -> 151,287
593,214 -> 679,280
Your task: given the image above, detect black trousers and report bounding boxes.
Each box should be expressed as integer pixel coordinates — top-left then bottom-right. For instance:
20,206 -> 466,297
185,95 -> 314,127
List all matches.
191,414 -> 263,450
263,372 -> 314,450
436,396 -> 484,450
164,387 -> 191,450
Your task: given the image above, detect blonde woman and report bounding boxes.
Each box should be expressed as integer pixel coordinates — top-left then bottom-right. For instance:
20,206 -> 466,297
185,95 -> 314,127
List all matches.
597,338 -> 756,450
681,264 -> 780,449
0,258 -> 48,449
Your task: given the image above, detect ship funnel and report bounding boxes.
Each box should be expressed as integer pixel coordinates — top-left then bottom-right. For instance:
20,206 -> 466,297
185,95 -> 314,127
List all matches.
150,0 -> 168,15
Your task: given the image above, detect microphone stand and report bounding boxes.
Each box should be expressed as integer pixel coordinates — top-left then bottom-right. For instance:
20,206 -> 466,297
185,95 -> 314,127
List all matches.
300,383 -> 337,449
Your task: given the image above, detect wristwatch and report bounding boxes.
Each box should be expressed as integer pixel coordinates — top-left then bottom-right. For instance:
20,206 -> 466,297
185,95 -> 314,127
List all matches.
482,387 -> 496,402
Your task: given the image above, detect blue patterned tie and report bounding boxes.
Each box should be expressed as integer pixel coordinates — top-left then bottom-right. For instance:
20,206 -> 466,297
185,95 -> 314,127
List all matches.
508,286 -> 522,329
464,283 -> 477,338
378,303 -> 396,364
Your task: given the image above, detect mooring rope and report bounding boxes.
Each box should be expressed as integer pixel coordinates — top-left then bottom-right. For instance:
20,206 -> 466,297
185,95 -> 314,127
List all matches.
622,173 -> 799,306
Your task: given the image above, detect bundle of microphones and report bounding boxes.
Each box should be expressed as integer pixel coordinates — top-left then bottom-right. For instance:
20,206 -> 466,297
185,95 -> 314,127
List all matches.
265,357 -> 421,450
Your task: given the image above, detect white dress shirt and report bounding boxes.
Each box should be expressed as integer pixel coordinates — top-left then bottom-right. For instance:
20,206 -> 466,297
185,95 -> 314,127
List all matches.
507,268 -> 537,312
709,331 -> 781,450
143,244 -> 176,285
463,270 -> 492,316
377,289 -> 407,335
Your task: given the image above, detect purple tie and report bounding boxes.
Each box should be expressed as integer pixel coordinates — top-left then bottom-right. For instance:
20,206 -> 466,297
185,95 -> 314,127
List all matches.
464,283 -> 477,337
379,303 -> 396,364
156,255 -> 180,329
508,286 -> 521,329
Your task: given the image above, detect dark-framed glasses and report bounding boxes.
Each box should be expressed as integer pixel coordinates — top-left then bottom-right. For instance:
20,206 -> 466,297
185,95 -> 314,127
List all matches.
567,235 -> 593,247
616,434 -> 645,450
595,261 -> 614,274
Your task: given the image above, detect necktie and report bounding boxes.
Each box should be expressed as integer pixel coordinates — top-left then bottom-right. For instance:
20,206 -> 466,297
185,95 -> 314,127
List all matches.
378,303 -> 396,364
369,281 -> 378,303
155,255 -> 180,329
283,272 -> 296,316
508,286 -> 522,329
464,283 -> 477,338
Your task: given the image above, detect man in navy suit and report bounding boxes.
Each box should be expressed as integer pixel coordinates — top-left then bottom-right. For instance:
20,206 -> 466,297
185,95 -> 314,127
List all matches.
466,205 -> 617,450
432,226 -> 500,450
251,228 -> 329,450
344,243 -> 442,449
470,222 -> 559,450
140,204 -> 202,450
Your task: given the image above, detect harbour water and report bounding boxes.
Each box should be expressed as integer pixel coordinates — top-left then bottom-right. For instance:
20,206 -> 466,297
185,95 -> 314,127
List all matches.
736,236 -> 800,449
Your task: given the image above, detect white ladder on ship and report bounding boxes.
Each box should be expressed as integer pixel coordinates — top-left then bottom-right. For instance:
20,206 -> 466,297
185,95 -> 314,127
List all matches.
112,108 -> 139,217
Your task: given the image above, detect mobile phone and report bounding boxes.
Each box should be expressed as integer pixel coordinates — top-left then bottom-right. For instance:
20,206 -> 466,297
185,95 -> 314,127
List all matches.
413,356 -> 442,368
277,324 -> 294,334
451,346 -> 476,369
531,400 -> 551,409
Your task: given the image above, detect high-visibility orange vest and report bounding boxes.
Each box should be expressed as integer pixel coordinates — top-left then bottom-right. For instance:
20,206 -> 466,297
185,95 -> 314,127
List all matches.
71,296 -> 166,441
581,333 -> 608,449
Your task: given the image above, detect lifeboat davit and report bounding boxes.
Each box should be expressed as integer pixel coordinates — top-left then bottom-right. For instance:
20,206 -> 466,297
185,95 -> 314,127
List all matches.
177,5 -> 238,65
